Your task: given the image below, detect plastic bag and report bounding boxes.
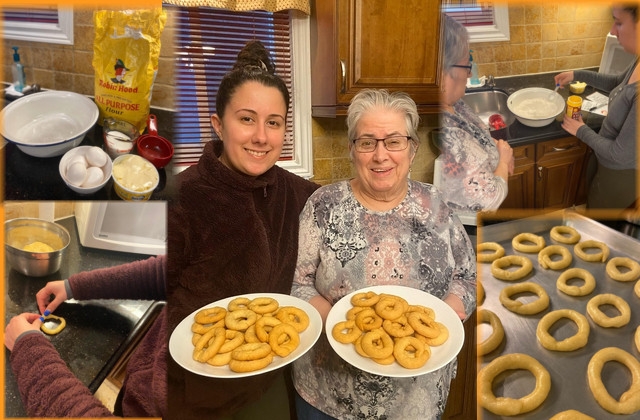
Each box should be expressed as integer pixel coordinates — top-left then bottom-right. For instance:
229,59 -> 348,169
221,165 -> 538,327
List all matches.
92,8 -> 167,133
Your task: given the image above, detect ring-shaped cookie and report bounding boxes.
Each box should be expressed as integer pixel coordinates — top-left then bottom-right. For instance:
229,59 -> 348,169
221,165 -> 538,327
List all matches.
491,255 -> 533,281
556,268 -> 596,297
635,279 -> 640,299
499,282 -> 550,315
479,353 -> 551,416
478,309 -> 504,356
538,245 -> 573,270
351,291 -> 380,307
420,322 -> 449,347
477,242 -> 506,263
550,226 -> 581,244
478,281 -> 485,305
248,297 -> 279,314
586,293 -> 631,328
635,326 -> 640,353
228,297 -> 251,311
276,306 -> 310,332
225,309 -> 258,331
40,314 -> 66,335
587,347 -> 640,414
194,306 -> 227,325
536,309 -> 590,351
393,336 -> 430,369
574,240 -> 610,263
606,257 -> 640,282
512,233 -> 546,253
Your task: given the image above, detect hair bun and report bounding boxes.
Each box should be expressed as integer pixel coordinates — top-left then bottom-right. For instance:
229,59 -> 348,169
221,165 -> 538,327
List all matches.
234,40 -> 276,74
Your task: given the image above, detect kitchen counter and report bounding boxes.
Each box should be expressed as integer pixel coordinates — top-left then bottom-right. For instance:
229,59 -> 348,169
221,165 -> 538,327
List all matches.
4,216 -> 162,417
467,69 -> 606,146
3,101 -> 176,201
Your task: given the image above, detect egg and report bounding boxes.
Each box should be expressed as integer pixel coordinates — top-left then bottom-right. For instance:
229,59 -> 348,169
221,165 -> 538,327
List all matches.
85,146 -> 108,167
66,162 -> 88,187
66,154 -> 87,173
81,166 -> 105,188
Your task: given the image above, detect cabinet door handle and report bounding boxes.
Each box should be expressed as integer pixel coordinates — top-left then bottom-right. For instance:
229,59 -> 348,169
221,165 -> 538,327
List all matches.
538,166 -> 543,180
552,145 -> 575,152
340,60 -> 346,94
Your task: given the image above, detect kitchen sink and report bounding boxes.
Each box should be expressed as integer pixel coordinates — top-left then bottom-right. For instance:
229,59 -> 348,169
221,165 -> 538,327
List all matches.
462,89 -> 515,131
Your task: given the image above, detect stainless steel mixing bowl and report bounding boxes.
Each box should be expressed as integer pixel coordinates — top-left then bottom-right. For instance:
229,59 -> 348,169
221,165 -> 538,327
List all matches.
5,218 -> 70,277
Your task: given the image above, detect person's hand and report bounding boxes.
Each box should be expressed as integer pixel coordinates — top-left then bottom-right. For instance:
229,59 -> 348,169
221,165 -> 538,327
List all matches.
554,71 -> 574,89
443,294 -> 466,320
561,114 -> 585,136
5,313 -> 42,351
35,280 -> 68,316
495,139 -> 515,176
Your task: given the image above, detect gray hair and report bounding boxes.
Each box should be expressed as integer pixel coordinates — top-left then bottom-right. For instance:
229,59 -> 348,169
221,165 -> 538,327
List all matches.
346,89 -> 420,157
443,14 -> 470,76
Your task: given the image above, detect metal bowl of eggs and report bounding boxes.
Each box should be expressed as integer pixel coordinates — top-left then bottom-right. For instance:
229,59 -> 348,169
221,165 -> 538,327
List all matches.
59,146 -> 113,194
5,218 -> 71,277
0,90 -> 99,158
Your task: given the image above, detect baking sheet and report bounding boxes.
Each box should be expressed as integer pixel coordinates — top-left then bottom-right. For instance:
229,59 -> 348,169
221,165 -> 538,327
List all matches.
478,211 -> 640,419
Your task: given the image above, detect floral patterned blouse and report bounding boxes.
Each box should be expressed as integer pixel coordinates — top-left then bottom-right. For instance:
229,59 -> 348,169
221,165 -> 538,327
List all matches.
439,100 -> 508,211
291,180 -> 476,420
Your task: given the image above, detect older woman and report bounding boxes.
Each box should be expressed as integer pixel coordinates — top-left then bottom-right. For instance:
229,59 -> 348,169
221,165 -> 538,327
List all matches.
555,4 -> 638,209
439,14 -> 514,213
290,89 -> 476,419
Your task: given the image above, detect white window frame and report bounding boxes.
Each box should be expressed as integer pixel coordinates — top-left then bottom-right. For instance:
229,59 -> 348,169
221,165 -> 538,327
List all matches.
277,9 -> 313,179
2,7 -> 74,45
467,5 -> 510,43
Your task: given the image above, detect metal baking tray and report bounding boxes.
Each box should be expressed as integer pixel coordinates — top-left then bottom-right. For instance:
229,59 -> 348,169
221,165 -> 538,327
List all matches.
478,210 -> 640,419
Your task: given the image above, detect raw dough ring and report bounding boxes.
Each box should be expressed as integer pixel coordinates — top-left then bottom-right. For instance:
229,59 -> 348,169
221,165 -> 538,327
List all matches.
549,409 -> 595,420
491,255 -> 533,281
499,282 -> 550,315
512,233 -> 546,253
556,268 -> 596,296
477,242 -> 505,263
635,326 -> 640,353
478,309 -> 504,356
538,245 -> 573,270
536,309 -> 590,351
574,240 -> 610,262
605,257 -> 640,282
478,353 -> 551,416
40,314 -> 66,335
587,347 -> 640,414
586,293 -> 631,328
635,279 -> 640,298
550,226 -> 581,244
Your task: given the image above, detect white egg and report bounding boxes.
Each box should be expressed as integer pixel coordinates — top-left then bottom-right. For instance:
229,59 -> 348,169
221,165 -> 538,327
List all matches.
81,166 -> 105,188
66,162 -> 87,187
85,146 -> 108,167
66,154 -> 87,173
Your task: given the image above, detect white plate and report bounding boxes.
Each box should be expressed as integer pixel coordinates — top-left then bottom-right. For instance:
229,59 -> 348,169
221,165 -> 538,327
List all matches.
169,293 -> 322,378
326,285 -> 465,377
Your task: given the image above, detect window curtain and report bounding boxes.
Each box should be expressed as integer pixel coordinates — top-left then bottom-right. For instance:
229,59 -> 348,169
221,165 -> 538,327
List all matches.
443,0 -> 494,26
168,5 -> 296,166
163,0 -> 309,15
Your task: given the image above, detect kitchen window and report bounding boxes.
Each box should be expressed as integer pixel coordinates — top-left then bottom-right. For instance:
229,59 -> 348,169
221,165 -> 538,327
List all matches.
443,1 -> 509,43
167,6 -> 313,179
2,7 -> 74,45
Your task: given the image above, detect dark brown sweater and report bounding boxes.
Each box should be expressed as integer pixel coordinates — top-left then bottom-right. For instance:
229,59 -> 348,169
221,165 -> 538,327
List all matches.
167,140 -> 318,419
9,255 -> 167,417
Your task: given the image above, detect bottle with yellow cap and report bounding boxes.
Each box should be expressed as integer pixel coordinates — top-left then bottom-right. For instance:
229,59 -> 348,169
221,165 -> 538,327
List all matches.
566,96 -> 582,120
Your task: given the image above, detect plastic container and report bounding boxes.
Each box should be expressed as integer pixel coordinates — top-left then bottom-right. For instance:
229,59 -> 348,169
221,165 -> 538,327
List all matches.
469,51 -> 480,85
11,47 -> 25,92
566,95 -> 583,120
112,154 -> 159,201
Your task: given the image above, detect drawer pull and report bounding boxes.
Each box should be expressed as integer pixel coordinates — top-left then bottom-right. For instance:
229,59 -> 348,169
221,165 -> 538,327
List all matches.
340,60 -> 346,94
552,145 -> 575,152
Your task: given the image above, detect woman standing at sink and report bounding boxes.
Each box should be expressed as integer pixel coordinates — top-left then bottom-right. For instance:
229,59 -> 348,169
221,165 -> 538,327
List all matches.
438,14 -> 514,214
555,4 -> 638,210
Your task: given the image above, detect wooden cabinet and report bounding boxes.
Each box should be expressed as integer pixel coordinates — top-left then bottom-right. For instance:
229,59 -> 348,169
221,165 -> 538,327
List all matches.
310,0 -> 443,117
442,310 -> 476,420
500,136 -> 589,210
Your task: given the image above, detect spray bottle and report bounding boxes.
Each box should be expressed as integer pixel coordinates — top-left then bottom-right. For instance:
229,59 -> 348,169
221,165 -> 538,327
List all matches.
11,46 -> 26,93
469,50 -> 480,85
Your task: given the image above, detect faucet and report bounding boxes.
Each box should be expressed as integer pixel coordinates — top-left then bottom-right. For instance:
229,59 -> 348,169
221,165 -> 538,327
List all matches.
487,75 -> 495,89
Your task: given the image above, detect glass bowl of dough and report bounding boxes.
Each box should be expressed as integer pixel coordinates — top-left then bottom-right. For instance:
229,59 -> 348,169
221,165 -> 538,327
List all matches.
507,87 -> 565,127
5,218 -> 71,277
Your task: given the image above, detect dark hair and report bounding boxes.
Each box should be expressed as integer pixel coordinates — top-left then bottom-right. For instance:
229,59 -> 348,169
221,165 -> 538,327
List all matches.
623,5 -> 638,21
215,40 -> 290,118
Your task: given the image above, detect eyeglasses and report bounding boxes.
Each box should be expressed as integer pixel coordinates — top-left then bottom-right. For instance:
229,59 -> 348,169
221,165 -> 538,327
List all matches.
452,64 -> 472,76
352,136 -> 411,153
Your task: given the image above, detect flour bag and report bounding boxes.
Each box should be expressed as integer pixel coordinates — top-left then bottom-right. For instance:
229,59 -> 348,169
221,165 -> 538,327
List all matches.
93,8 -> 167,133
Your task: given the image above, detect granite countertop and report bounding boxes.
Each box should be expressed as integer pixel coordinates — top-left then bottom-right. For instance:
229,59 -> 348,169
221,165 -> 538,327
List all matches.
467,69 -> 606,147
3,101 -> 176,201
4,216 -> 161,417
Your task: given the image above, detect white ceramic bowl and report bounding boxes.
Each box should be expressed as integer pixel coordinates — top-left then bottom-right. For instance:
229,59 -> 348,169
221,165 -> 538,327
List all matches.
59,146 -> 113,194
0,90 -> 99,157
507,88 -> 565,127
